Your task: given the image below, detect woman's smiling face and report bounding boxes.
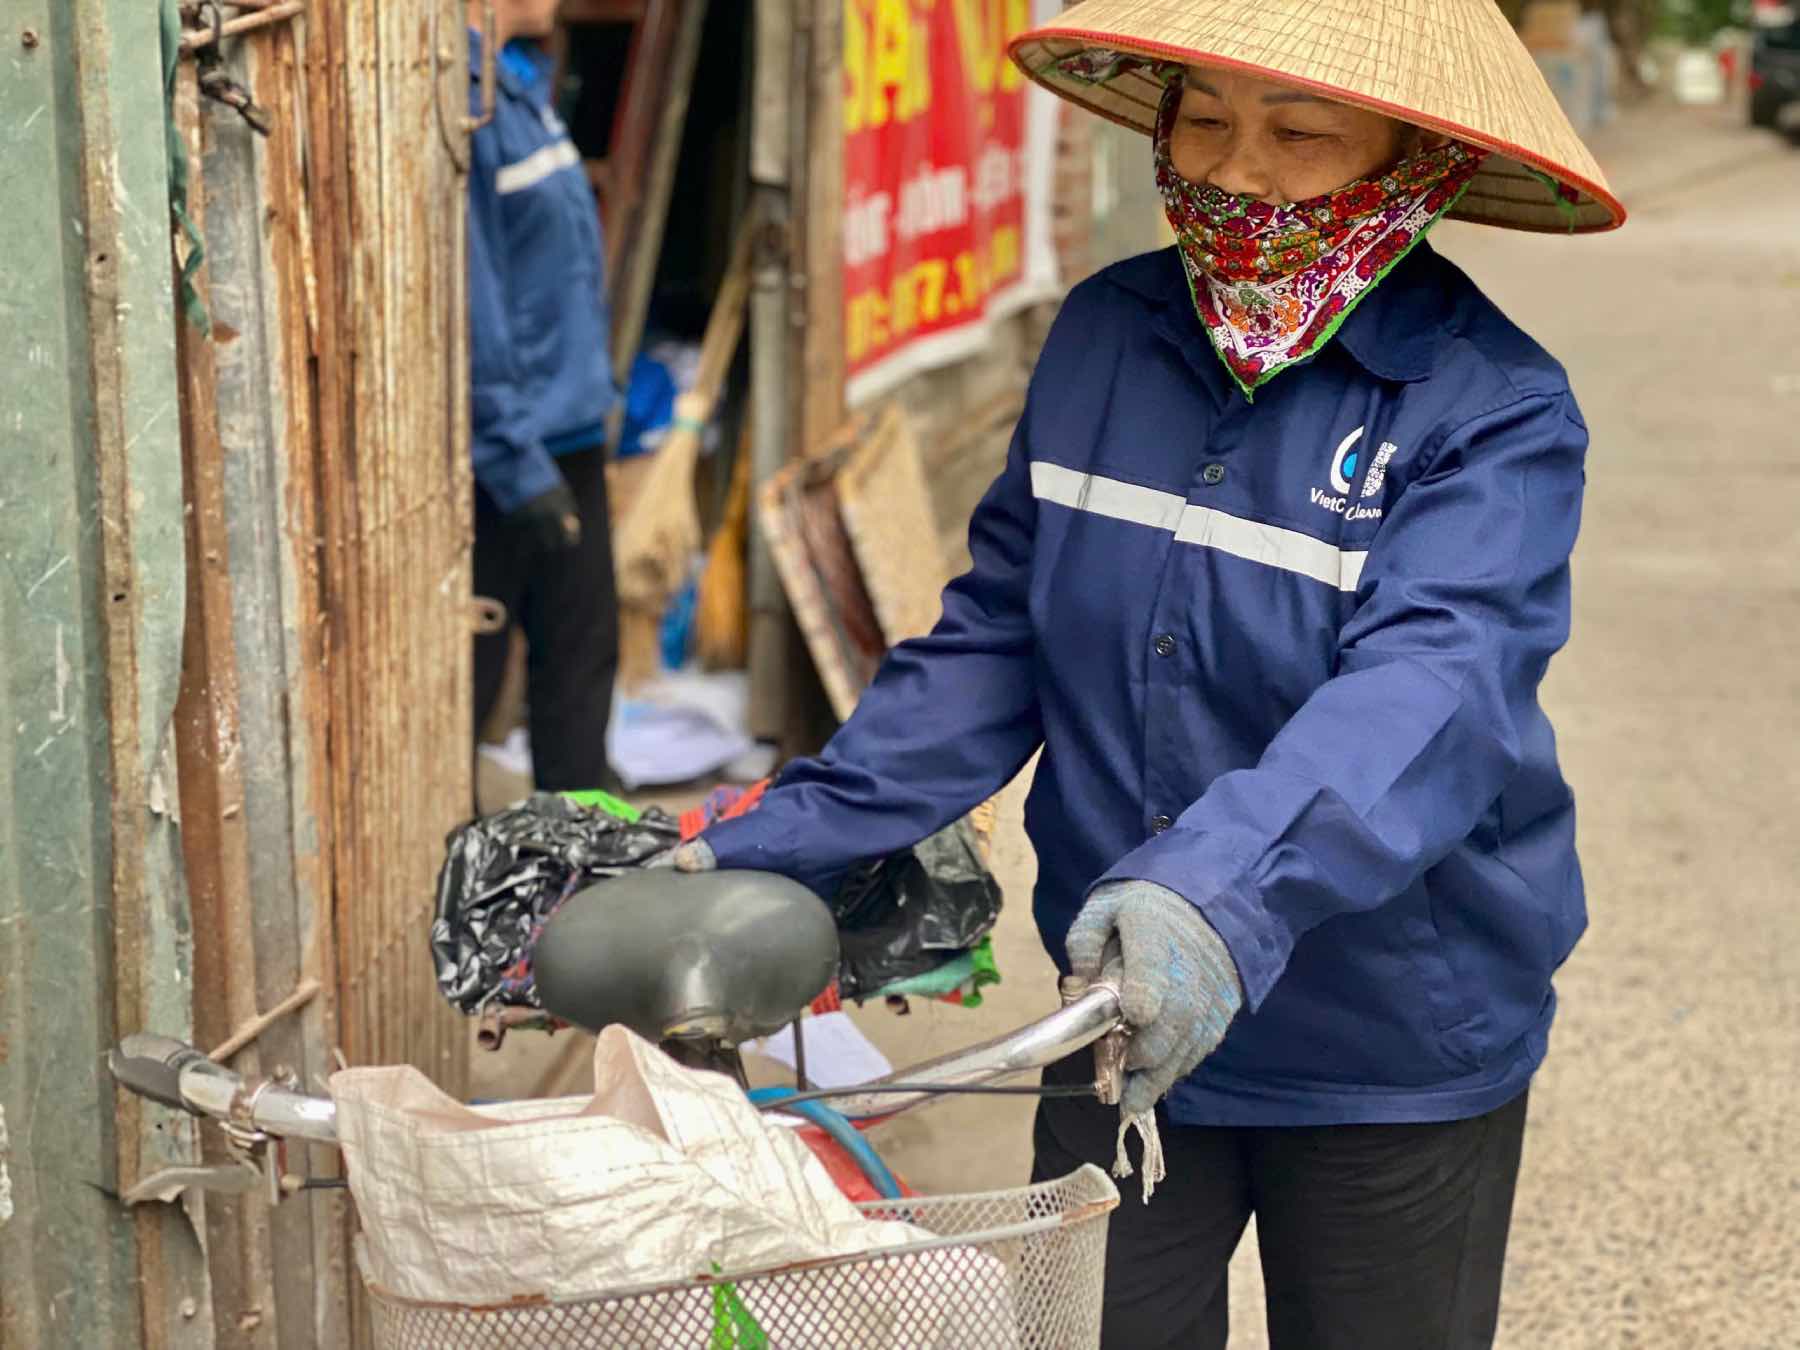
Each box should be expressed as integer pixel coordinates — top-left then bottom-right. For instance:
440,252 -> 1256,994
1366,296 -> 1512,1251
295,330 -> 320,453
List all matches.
1167,67 -> 1435,205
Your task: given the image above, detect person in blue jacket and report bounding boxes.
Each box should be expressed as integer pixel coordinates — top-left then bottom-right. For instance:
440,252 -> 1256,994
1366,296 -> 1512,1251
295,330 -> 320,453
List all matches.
680,3 -> 1627,1346
467,0 -> 619,791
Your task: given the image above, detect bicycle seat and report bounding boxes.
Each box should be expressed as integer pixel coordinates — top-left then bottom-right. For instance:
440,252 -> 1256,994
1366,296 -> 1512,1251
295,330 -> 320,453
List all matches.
533,868 -> 839,1045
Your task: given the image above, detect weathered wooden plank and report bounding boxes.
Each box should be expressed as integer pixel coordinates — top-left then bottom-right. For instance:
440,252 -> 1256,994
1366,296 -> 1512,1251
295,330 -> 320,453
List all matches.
801,0 -> 846,456
757,420 -> 891,721
63,0 -> 221,1343
609,0 -> 707,393
170,59 -> 282,1350
220,17 -> 349,1342
835,404 -> 953,646
261,35 -> 358,1332
314,0 -> 469,1096
746,0 -> 796,740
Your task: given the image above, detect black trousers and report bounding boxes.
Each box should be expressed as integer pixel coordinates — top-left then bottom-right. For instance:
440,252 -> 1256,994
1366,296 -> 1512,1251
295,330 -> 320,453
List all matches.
1032,1050 -> 1528,1350
473,446 -> 619,792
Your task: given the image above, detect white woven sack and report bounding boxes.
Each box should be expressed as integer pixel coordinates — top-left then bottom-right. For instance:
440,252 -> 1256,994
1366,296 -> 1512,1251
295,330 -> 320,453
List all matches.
332,1026 -> 1018,1348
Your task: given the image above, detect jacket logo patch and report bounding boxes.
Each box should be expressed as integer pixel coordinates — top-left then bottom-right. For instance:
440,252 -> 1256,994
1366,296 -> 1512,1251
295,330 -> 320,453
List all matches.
1361,440 -> 1398,497
1311,426 -> 1390,521
1328,427 -> 1363,495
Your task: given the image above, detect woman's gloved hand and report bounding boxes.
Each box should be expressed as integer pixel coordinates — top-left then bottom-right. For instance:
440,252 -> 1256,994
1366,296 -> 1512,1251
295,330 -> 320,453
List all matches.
1066,880 -> 1244,1118
656,838 -> 715,872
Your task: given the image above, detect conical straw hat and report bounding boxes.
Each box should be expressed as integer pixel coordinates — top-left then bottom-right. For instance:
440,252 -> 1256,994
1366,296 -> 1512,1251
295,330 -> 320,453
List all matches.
1011,0 -> 1624,233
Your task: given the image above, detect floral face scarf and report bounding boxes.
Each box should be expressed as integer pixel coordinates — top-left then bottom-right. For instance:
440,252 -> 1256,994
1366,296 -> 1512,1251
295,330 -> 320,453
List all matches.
1150,80 -> 1488,398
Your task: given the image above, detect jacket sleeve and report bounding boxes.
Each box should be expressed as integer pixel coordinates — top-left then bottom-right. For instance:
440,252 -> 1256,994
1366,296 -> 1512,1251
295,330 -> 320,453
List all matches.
467,131 -> 564,514
1097,391 -> 1586,1009
702,421 -> 1045,891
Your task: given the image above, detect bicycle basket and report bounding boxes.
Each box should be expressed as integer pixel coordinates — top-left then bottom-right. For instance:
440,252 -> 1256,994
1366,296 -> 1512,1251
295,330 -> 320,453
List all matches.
359,1163 -> 1118,1349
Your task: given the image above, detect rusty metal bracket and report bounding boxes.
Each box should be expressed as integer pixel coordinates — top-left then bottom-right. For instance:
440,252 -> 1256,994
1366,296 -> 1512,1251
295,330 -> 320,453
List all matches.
471,596 -> 509,634
182,1 -> 295,136
122,1158 -> 261,1206
121,1102 -> 319,1208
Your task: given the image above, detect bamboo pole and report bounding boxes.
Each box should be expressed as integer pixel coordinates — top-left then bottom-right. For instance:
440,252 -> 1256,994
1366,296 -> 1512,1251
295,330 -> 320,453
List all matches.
207,979 -> 323,1063
179,1 -> 305,54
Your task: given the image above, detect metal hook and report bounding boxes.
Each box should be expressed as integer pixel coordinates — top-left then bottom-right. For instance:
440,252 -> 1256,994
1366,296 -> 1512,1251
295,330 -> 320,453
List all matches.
190,0 -> 275,136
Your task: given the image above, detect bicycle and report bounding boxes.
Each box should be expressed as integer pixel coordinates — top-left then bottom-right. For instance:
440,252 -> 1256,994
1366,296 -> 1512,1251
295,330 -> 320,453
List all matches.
112,868 -> 1131,1348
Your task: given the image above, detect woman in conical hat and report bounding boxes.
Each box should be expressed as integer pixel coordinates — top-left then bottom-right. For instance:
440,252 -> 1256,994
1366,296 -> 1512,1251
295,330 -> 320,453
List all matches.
687,4 -> 1618,1343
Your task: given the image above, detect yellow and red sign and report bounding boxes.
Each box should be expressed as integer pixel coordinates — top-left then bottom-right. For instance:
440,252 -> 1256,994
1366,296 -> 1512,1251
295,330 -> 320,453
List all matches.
843,0 -> 1057,403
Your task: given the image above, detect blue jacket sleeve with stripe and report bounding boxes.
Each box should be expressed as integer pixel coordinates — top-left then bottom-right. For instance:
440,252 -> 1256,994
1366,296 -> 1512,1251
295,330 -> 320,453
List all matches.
702,422 -> 1045,889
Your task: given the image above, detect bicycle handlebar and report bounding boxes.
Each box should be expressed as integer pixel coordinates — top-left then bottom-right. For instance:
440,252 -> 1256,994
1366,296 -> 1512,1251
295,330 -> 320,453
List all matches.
820,981 -> 1124,1120
109,977 -> 1127,1145
109,1033 -> 338,1143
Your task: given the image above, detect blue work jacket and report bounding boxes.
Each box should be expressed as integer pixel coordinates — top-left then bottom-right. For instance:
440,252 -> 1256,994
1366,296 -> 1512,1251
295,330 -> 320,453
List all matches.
467,37 -> 617,513
707,243 -> 1589,1126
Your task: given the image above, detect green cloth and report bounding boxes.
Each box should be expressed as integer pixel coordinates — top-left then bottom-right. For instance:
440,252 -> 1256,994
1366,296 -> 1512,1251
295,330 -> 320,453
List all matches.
561,788 -> 641,823
872,937 -> 1001,1008
159,0 -> 210,334
709,1265 -> 769,1347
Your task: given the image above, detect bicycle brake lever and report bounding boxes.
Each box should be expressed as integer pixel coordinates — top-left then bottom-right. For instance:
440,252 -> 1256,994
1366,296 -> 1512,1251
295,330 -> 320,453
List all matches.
1058,965 -> 1129,1107
1093,936 -> 1128,1104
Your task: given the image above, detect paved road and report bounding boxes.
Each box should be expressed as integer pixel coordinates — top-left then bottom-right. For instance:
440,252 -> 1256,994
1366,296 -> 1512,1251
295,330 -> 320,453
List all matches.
860,104 -> 1800,1348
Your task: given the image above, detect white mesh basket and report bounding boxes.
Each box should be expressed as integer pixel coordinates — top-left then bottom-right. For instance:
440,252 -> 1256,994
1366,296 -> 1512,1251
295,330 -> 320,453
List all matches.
359,1164 -> 1118,1349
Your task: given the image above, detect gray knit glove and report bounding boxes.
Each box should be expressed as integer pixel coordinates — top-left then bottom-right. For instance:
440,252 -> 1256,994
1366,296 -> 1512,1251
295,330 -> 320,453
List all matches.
1066,880 -> 1244,1118
658,837 -> 715,872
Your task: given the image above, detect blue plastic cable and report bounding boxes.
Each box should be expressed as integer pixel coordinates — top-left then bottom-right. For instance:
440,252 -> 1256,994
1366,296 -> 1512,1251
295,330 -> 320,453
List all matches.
747,1086 -> 904,1200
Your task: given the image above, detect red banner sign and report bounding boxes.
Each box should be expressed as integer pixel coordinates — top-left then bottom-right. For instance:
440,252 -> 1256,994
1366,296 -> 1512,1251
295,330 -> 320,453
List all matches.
842,0 -> 1047,403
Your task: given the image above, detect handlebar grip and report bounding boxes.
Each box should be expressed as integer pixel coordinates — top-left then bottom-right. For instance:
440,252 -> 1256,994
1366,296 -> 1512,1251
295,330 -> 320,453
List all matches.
108,1033 -> 212,1113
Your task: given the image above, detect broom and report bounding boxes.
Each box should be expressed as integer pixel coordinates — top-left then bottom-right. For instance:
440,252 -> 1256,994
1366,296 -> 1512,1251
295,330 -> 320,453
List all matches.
695,421 -> 753,670
612,215 -> 757,687
613,216 -> 757,617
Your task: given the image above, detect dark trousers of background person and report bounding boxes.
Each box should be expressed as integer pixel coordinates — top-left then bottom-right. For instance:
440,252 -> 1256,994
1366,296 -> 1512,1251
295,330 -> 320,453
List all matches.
1033,1048 -> 1528,1350
473,445 -> 619,792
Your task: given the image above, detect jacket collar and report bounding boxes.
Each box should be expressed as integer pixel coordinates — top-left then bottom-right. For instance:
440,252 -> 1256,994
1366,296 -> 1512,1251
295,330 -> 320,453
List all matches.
1117,243 -> 1443,388
1329,245 -> 1443,385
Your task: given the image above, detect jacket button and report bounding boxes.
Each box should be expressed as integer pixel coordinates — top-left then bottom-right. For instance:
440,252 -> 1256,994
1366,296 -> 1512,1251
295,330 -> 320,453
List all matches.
1153,633 -> 1176,658
1151,815 -> 1173,834
1201,463 -> 1226,486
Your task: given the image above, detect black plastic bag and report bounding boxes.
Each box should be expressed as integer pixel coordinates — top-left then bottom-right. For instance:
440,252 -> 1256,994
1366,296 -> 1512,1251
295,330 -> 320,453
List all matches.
430,794 -> 679,1013
830,818 -> 1002,1001
431,793 -> 1002,1015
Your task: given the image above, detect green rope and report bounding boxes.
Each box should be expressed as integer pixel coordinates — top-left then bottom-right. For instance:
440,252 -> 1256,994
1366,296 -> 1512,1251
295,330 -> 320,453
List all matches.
159,0 -> 211,334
